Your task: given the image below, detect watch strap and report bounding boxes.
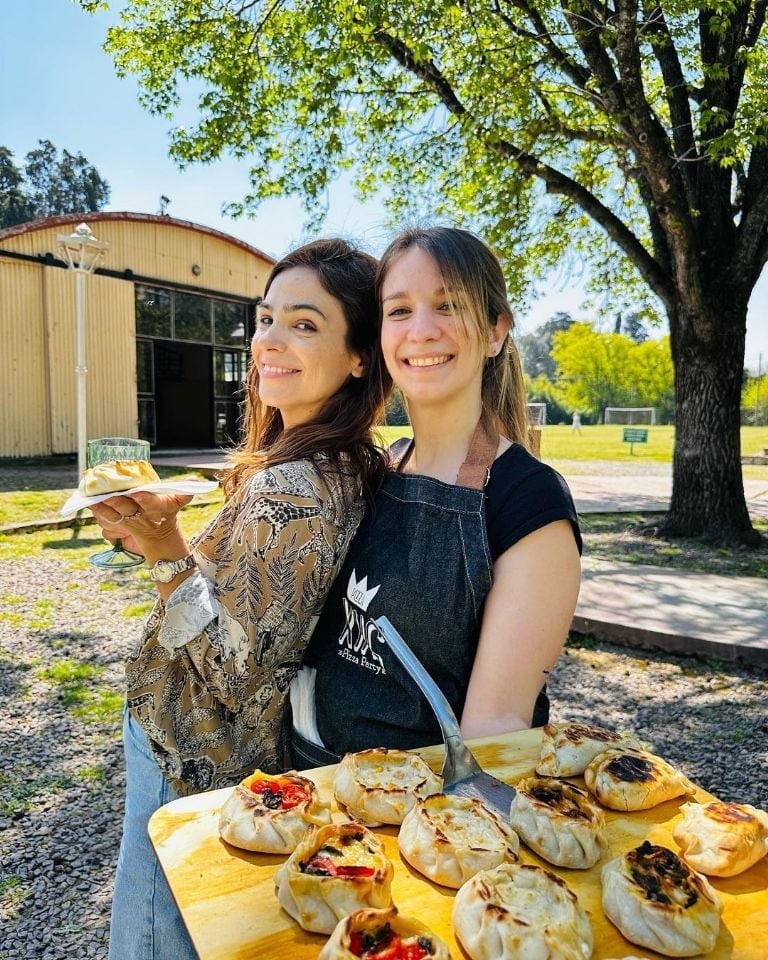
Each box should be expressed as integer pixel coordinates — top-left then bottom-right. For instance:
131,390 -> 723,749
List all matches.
148,554 -> 197,582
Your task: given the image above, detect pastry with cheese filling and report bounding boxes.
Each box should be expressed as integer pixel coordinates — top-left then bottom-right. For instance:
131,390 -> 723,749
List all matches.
318,907 -> 452,960
453,862 -> 593,960
275,821 -> 393,934
673,800 -> 768,877
584,748 -> 695,811
398,793 -> 519,888
537,721 -> 641,777
218,769 -> 331,853
79,459 -> 159,496
333,747 -> 442,826
601,841 -> 723,957
509,776 -> 607,869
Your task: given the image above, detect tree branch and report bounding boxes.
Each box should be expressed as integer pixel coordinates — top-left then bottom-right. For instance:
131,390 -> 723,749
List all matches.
495,0 -> 593,92
640,2 -> 698,181
373,27 -> 673,307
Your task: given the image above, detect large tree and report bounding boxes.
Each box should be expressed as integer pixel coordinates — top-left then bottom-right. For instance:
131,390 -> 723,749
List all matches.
0,140 -> 110,228
84,0 -> 768,543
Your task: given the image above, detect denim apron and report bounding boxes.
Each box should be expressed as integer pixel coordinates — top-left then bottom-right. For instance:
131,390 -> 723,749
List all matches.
291,424 -> 549,770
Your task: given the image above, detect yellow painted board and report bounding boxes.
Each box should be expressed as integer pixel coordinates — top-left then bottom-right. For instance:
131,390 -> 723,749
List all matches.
149,729 -> 768,960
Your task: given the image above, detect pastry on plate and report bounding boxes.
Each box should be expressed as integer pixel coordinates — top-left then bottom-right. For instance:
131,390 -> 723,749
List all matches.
602,841 -> 723,957
452,862 -> 593,960
536,721 -> 641,777
218,769 -> 331,853
398,793 -> 519,888
584,747 -> 695,811
79,459 -> 159,496
318,907 -> 452,960
333,747 -> 442,826
275,821 -> 393,934
673,799 -> 768,877
509,776 -> 607,869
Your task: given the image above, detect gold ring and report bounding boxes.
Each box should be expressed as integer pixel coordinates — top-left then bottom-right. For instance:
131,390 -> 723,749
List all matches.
122,509 -> 141,521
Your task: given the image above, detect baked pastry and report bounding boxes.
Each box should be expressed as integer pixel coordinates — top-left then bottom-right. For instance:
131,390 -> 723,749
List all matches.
583,748 -> 695,811
274,821 -> 393,934
673,800 -> 768,877
602,841 -> 723,957
333,747 -> 442,826
453,862 -> 593,960
509,776 -> 608,869
318,907 -> 451,960
79,459 -> 159,496
398,793 -> 519,888
537,721 -> 641,777
218,769 -> 331,853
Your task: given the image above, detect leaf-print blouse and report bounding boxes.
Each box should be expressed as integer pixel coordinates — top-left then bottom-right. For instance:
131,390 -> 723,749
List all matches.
125,457 -> 364,795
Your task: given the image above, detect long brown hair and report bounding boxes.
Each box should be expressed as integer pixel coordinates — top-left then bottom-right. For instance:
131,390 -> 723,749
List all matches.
224,238 -> 391,500
375,227 -> 530,448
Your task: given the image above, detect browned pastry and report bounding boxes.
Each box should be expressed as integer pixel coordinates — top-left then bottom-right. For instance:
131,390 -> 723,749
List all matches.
673,800 -> 768,877
602,841 -> 723,957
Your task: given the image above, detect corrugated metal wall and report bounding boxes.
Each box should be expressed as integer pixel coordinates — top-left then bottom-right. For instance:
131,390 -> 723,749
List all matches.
44,269 -> 137,453
0,216 -> 272,457
0,260 -> 49,456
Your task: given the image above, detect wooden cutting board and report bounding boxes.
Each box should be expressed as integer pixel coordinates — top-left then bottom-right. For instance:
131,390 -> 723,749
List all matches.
148,729 -> 768,959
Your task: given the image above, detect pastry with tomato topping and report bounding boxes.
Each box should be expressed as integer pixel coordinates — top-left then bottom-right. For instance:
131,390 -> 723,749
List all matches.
673,800 -> 768,877
584,747 -> 695,811
333,748 -> 442,826
398,793 -> 518,888
453,862 -> 593,960
275,821 -> 394,933
536,721 -> 641,777
509,776 -> 607,869
218,770 -> 331,853
601,841 -> 723,957
318,907 -> 452,960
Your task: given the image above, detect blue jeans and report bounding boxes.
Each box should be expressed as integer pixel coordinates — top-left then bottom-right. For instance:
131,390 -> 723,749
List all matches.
109,709 -> 197,960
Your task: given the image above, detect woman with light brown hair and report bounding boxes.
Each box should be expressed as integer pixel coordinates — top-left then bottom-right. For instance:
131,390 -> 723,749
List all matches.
90,237 -> 390,960
290,226 -> 582,766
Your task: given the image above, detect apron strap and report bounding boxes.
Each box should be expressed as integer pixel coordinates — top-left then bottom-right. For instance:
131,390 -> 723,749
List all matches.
456,420 -> 499,490
391,420 -> 499,490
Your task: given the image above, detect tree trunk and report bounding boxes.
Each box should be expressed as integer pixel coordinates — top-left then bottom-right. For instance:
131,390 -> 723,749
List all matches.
663,299 -> 760,546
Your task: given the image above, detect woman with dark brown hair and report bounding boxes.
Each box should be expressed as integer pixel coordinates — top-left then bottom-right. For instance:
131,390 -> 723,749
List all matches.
90,238 -> 389,960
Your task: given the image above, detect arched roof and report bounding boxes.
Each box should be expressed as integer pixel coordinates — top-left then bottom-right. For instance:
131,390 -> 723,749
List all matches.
0,211 -> 274,264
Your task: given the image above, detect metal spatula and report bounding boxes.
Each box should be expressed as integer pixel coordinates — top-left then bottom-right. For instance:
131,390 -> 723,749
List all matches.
375,615 -> 516,818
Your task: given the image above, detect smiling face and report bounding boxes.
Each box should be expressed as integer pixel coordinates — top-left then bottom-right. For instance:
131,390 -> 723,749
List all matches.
252,266 -> 364,428
380,246 -> 509,414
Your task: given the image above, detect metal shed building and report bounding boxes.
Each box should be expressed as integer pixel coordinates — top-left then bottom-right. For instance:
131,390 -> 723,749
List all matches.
0,212 -> 274,458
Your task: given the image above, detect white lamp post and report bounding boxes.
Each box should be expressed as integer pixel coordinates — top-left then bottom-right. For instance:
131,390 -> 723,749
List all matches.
56,223 -> 110,478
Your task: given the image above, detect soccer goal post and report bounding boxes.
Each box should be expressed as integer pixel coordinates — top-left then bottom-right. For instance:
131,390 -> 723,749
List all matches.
527,402 -> 547,425
604,407 -> 656,425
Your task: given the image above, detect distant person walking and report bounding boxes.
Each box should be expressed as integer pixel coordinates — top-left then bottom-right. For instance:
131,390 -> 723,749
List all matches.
572,411 -> 582,434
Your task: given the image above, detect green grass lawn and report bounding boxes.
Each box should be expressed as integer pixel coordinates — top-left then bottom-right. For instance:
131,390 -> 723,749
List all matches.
380,423 -> 768,466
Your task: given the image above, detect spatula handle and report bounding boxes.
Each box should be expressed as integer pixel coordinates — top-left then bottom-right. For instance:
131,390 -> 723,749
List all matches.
375,616 -> 481,781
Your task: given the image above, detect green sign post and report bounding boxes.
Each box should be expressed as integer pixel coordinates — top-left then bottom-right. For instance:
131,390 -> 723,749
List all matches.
622,427 -> 649,455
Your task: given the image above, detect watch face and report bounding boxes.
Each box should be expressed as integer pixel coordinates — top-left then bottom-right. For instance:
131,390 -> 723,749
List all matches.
150,556 -> 195,582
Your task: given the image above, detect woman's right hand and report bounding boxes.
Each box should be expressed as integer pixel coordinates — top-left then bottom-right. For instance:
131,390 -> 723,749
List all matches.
90,491 -> 193,555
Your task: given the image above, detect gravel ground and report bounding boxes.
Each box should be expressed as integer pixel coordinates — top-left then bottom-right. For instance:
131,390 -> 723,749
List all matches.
1,545 -> 767,959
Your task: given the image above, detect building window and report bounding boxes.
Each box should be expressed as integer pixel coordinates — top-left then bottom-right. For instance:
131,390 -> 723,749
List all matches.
214,299 -> 247,346
136,285 -> 171,338
175,292 -> 212,343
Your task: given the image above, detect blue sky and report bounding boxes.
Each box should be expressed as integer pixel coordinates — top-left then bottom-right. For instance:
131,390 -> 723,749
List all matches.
2,0 -> 766,370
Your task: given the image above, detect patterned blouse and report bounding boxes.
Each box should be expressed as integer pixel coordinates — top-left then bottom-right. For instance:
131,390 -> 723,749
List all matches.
125,457 -> 364,796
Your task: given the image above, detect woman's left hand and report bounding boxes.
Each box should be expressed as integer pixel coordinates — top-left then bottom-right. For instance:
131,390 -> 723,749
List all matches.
90,491 -> 193,552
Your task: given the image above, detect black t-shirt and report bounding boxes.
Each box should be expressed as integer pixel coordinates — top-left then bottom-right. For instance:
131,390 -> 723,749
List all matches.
484,444 -> 582,559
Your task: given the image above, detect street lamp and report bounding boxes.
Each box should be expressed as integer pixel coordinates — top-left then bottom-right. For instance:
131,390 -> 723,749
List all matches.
56,223 -> 110,478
